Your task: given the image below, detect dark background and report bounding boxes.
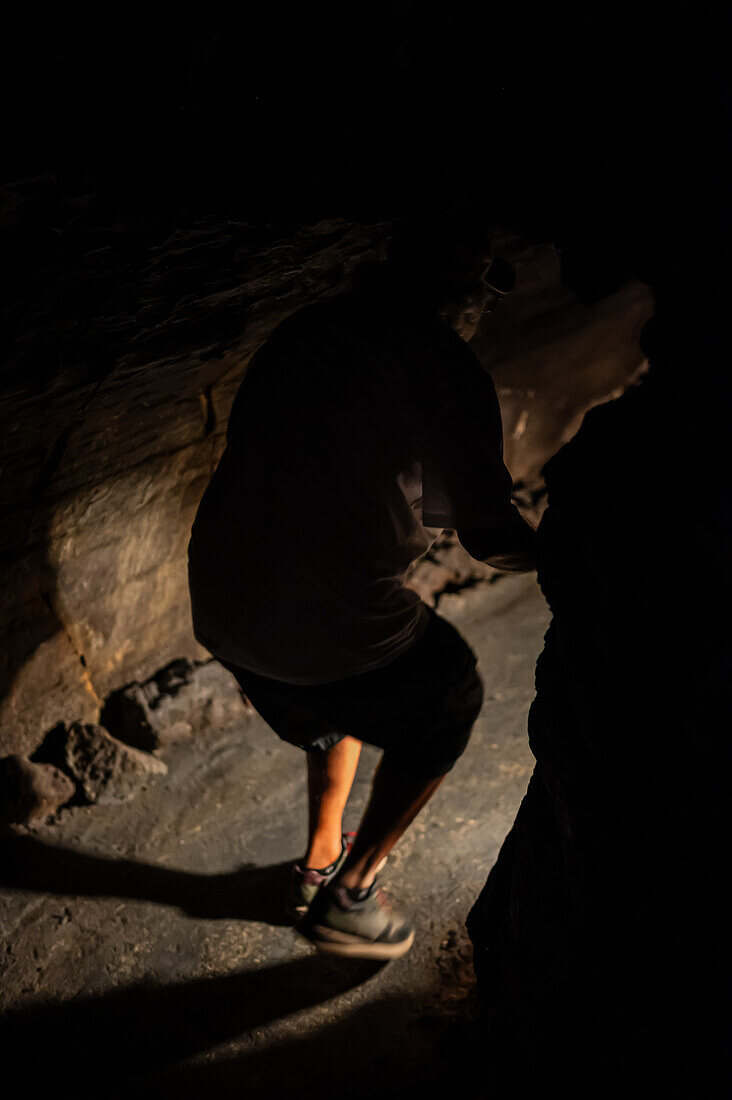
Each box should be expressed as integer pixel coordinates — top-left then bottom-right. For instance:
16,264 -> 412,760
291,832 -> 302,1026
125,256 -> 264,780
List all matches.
3,3 -> 726,255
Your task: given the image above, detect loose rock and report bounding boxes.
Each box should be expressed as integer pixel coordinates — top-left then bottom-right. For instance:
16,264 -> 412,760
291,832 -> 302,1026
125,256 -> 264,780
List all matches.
0,754 -> 76,824
63,723 -> 167,805
101,659 -> 250,751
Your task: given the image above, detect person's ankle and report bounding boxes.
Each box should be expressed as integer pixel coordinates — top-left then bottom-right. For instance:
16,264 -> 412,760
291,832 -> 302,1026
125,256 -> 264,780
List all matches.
303,836 -> 344,871
336,867 -> 376,892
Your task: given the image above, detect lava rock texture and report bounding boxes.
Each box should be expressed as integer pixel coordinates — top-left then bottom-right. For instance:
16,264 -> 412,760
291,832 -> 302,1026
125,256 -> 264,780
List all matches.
101,659 -> 251,751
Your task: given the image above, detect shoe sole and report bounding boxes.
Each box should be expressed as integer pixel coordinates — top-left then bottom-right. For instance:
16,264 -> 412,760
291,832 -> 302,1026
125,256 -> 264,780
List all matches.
307,924 -> 415,960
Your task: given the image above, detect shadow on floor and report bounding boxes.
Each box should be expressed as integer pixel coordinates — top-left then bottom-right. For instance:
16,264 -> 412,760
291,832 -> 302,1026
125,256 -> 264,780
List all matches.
0,830 -> 294,924
1,831 -> 482,1097
2,954 -> 391,1091
142,986 -> 480,1100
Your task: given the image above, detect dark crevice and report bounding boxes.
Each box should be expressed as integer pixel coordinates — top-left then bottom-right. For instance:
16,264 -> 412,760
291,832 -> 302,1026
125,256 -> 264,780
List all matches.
199,385 -> 216,437
35,429 -> 73,499
437,574 -> 502,604
29,723 -> 86,806
37,587 -> 100,706
38,588 -> 57,616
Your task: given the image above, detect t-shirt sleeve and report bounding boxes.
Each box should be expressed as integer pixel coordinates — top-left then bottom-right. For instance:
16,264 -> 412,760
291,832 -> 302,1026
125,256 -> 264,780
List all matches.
420,332 -> 515,531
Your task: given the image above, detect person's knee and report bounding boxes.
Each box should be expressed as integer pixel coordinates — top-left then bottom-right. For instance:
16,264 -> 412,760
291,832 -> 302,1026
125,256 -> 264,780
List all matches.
412,696 -> 484,779
378,665 -> 484,779
430,670 -> 484,774
437,717 -> 477,773
383,723 -> 473,781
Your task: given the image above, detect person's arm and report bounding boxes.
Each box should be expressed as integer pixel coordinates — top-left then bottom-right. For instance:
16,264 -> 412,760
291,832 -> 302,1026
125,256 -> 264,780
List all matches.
458,504 -> 537,573
420,325 -> 537,572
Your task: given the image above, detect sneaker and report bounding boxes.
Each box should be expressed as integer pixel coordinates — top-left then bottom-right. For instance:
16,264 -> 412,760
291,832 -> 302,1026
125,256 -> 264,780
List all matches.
301,879 -> 415,960
285,834 -> 387,923
284,833 -> 354,922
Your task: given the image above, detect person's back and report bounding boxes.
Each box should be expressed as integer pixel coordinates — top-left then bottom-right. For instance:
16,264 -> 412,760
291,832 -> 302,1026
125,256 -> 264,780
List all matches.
188,288 -> 514,684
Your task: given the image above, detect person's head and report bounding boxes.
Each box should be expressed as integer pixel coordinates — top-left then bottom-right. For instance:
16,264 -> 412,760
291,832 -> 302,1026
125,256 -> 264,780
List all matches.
385,206 -> 513,339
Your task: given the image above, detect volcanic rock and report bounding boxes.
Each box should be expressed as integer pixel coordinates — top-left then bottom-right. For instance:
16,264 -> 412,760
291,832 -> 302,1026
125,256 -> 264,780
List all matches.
62,722 -> 167,805
101,659 -> 250,751
0,754 -> 76,824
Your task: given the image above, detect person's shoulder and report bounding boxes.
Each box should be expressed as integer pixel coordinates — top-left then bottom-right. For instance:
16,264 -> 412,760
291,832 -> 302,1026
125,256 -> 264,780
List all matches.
428,318 -> 488,376
266,293 -> 360,342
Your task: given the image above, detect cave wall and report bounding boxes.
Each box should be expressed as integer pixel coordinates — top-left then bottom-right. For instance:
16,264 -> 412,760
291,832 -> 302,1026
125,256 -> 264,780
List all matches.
1,204 -> 389,754
0,183 -> 651,756
474,244 -> 651,498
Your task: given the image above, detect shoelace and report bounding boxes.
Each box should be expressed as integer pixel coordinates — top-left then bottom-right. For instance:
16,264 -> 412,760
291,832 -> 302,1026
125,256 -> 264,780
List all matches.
375,887 -> 392,913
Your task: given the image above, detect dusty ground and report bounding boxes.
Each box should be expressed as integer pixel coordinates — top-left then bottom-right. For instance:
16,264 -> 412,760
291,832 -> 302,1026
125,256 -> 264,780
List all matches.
0,573 -> 550,1098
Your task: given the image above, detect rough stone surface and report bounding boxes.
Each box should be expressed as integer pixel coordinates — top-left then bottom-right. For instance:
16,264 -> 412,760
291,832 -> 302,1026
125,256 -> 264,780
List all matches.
61,722 -> 168,805
0,755 -> 75,824
473,242 -> 652,524
102,659 -> 251,751
0,176 -> 652,757
0,190 -> 390,756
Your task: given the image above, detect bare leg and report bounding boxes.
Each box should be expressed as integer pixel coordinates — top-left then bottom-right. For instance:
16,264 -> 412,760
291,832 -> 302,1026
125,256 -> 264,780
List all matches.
336,754 -> 446,891
304,736 -> 362,869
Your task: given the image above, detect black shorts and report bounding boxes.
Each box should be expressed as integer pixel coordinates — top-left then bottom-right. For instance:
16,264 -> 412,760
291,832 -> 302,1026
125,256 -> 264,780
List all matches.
220,608 -> 484,779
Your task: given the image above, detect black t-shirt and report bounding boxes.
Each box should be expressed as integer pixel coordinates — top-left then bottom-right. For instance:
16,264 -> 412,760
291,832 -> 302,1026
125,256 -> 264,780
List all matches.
187,293 -> 514,683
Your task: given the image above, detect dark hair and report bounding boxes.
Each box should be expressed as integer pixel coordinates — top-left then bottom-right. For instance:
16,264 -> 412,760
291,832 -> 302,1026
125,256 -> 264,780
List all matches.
385,205 -> 494,306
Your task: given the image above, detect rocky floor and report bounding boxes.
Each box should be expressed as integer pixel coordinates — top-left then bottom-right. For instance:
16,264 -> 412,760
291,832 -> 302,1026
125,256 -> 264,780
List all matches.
0,573 -> 550,1098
